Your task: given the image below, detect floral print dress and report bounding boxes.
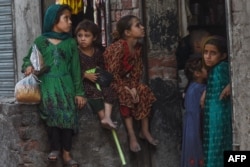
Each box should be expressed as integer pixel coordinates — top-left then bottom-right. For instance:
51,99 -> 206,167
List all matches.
103,39 -> 156,120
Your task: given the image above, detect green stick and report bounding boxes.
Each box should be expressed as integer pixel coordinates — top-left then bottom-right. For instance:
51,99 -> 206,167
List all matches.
112,129 -> 126,165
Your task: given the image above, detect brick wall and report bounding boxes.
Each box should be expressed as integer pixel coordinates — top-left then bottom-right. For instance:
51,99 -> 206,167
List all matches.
110,0 -> 141,33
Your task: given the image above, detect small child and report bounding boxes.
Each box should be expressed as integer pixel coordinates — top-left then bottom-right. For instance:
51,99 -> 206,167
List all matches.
75,19 -> 117,129
177,29 -> 210,107
181,57 -> 207,167
202,36 -> 232,167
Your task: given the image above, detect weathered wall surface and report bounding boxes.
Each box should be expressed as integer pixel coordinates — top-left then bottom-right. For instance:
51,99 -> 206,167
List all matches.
144,1 -> 182,166
14,0 -> 42,81
0,99 -> 133,167
228,0 -> 250,150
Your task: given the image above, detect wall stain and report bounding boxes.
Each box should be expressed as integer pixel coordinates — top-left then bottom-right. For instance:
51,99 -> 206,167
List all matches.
149,9 -> 178,51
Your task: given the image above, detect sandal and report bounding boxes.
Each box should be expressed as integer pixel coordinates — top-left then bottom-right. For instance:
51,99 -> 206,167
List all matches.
64,159 -> 79,167
47,150 -> 60,162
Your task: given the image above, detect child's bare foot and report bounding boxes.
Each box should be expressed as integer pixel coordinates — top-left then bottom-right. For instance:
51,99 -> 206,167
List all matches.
101,117 -> 117,129
139,131 -> 159,146
129,135 -> 141,152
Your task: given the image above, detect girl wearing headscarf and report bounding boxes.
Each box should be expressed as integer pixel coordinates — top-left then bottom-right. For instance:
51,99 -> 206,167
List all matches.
22,4 -> 86,167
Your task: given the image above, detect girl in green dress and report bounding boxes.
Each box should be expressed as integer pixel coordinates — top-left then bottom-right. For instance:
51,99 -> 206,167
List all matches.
202,36 -> 232,167
22,4 -> 86,167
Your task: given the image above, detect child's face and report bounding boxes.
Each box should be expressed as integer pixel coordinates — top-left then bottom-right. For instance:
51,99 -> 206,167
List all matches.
200,67 -> 208,79
53,9 -> 72,33
76,29 -> 96,49
195,67 -> 207,83
203,44 -> 226,67
126,18 -> 145,39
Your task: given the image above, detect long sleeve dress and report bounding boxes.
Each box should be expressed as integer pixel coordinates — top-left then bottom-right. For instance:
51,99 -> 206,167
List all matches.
79,47 -> 116,104
103,39 -> 156,120
203,61 -> 232,167
22,36 -> 85,132
181,82 -> 206,167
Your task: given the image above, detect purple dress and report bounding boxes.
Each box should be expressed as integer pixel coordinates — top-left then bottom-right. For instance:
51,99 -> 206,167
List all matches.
181,82 -> 206,167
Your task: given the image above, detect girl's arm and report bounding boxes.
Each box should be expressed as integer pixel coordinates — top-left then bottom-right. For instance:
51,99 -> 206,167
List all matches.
200,90 -> 206,109
219,62 -> 231,100
129,48 -> 142,88
22,36 -> 44,75
103,43 -> 126,89
220,83 -> 231,100
71,39 -> 87,108
70,39 -> 85,97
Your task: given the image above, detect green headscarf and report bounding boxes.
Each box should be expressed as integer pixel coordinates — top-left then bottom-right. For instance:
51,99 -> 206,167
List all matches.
42,4 -> 71,40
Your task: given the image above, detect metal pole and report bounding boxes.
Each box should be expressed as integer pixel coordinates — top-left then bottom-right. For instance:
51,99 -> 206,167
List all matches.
105,0 -> 112,45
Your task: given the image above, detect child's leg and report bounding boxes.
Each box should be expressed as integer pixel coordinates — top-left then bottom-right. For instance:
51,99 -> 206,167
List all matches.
140,117 -> 159,146
48,127 -> 61,151
100,102 -> 117,129
47,127 -> 61,161
61,129 -> 76,161
124,117 -> 141,152
89,98 -> 116,129
61,129 -> 79,166
97,109 -> 109,129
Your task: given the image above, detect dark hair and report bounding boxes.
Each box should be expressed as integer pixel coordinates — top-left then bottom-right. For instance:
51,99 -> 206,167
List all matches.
202,35 -> 228,55
112,15 -> 138,42
75,19 -> 103,50
190,29 -> 210,50
75,19 -> 101,38
54,4 -> 72,25
185,57 -> 204,82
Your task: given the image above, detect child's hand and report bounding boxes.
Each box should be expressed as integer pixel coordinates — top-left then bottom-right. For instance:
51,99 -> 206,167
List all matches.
84,73 -> 99,83
125,86 -> 139,103
200,90 -> 206,108
75,96 -> 87,109
24,66 -> 34,76
220,84 -> 231,100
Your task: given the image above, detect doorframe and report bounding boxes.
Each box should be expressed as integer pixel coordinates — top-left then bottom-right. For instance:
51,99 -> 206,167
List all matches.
225,0 -> 239,150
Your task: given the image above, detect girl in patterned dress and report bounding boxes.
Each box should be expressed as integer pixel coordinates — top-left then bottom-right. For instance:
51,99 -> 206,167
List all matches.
202,36 -> 232,167
103,15 -> 158,152
22,4 -> 86,167
75,19 -> 117,129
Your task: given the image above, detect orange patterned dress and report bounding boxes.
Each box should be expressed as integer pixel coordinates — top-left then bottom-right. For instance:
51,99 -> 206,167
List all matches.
103,39 -> 156,120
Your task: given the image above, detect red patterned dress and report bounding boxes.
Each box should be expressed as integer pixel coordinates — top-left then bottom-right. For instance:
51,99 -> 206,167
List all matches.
103,39 -> 156,120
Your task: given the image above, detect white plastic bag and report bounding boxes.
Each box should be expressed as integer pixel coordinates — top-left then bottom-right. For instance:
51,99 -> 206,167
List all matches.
30,44 -> 45,75
14,74 -> 41,104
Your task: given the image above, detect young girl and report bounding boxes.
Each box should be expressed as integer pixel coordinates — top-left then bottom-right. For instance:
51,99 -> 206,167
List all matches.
202,36 -> 232,167
181,57 -> 207,167
75,19 -> 117,129
22,4 -> 86,167
103,15 -> 158,152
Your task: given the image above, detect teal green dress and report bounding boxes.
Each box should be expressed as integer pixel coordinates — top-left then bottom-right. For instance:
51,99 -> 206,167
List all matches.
22,35 -> 85,131
203,61 -> 232,167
